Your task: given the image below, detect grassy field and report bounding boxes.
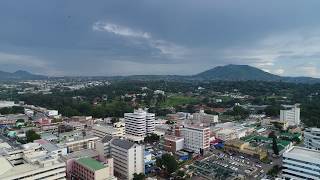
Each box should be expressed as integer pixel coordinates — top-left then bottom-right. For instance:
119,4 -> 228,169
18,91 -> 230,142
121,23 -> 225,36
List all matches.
160,96 -> 199,107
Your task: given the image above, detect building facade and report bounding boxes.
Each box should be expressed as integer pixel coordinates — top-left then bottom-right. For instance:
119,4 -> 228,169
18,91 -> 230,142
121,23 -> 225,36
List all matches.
163,135 -> 184,153
124,109 -> 155,137
181,125 -> 210,153
92,125 -> 122,138
304,127 -> 320,150
110,139 -> 144,180
282,146 -> 320,180
280,104 -> 300,126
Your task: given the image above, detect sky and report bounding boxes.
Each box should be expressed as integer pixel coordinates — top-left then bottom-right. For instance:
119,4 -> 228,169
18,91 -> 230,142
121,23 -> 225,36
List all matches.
1,0 -> 320,77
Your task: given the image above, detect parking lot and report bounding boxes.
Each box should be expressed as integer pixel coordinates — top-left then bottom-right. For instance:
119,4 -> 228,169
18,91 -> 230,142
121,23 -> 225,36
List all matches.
191,151 -> 268,180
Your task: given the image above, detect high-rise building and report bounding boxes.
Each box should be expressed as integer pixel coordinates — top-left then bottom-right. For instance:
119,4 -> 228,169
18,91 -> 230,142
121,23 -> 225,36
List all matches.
110,139 -> 144,180
181,125 -> 210,153
304,127 -> 320,150
280,104 -> 300,126
124,109 -> 155,137
282,146 -> 320,180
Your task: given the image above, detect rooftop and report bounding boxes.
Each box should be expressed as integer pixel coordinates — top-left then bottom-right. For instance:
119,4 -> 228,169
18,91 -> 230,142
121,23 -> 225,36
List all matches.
111,138 -> 136,150
101,135 -> 113,143
63,149 -> 99,160
76,157 -> 106,171
284,146 -> 320,164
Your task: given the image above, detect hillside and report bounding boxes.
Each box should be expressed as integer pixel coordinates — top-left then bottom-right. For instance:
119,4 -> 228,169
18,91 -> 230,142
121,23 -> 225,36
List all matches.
193,64 -> 282,81
0,70 -> 48,80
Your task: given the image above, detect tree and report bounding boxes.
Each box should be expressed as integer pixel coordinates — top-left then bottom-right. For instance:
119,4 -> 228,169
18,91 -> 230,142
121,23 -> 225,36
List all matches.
269,131 -> 279,155
111,117 -> 119,124
272,137 -> 279,155
176,170 -> 185,178
26,130 -> 41,143
265,105 -> 281,117
144,133 -> 160,143
133,173 -> 146,180
156,154 -> 179,175
16,119 -> 25,123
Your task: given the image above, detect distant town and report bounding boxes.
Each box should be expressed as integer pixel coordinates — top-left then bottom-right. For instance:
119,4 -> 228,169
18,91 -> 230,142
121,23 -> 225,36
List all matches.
0,75 -> 319,180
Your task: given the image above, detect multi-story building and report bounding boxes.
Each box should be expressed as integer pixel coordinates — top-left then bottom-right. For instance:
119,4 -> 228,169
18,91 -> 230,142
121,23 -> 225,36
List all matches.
113,121 -> 125,137
0,143 -> 66,180
215,129 -> 237,141
181,125 -> 210,153
63,135 -> 99,153
110,139 -> 144,180
280,104 -> 300,126
95,135 -> 113,157
282,146 -> 320,180
92,125 -> 122,138
163,135 -> 184,153
304,127 -> 320,150
71,157 -> 116,180
193,110 -> 219,123
124,109 -> 155,137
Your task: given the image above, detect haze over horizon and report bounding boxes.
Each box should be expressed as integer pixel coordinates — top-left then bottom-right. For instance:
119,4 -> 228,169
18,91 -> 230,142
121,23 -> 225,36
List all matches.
1,0 -> 320,77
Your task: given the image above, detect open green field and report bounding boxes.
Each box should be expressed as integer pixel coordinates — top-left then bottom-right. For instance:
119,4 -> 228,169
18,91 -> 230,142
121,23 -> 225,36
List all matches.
160,96 -> 199,107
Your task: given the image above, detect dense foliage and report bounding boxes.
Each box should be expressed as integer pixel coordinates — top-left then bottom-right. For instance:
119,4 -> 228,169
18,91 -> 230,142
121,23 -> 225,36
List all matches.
1,80 -> 320,127
0,106 -> 24,115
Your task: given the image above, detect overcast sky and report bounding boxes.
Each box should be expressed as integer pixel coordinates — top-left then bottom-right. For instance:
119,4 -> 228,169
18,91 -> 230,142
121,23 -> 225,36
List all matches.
1,0 -> 320,77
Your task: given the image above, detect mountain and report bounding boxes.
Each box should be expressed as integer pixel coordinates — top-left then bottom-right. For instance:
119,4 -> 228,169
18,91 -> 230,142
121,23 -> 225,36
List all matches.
192,64 -> 320,83
1,65 -> 320,84
0,70 -> 48,80
193,64 -> 282,81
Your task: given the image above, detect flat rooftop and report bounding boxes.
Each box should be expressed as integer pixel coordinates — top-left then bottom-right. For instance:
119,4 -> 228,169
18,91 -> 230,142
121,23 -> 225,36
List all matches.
76,157 -> 105,171
285,146 -> 320,160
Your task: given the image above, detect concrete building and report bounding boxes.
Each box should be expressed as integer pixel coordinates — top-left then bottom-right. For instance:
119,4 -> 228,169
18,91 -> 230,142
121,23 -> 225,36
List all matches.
181,125 -> 210,153
282,146 -> 320,180
111,139 -> 144,180
224,139 -> 268,160
124,109 -> 155,137
72,157 -> 116,180
163,135 -> 184,153
215,129 -> 237,141
0,143 -> 66,180
63,135 -> 99,153
280,104 -> 300,126
93,125 -> 122,138
193,110 -> 219,123
113,121 -> 125,137
95,135 -> 113,157
61,149 -> 100,179
304,127 -> 320,150
46,110 -> 59,117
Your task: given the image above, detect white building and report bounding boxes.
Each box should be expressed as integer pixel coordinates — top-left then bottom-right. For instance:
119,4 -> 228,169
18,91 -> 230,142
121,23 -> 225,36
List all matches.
113,121 -> 125,137
304,127 -> 320,151
193,110 -> 219,123
280,104 -> 300,126
111,139 -> 144,180
282,146 -> 320,180
124,109 -> 155,137
46,110 -> 59,117
0,143 -> 66,180
216,129 -> 237,141
181,125 -> 210,153
92,125 -> 123,138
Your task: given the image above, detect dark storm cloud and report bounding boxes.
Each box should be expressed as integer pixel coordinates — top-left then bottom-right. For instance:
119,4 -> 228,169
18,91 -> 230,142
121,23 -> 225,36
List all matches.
1,0 -> 320,76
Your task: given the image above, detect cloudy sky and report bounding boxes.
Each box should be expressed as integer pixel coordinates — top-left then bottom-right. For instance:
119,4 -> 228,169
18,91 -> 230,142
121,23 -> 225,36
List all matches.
1,0 -> 320,77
